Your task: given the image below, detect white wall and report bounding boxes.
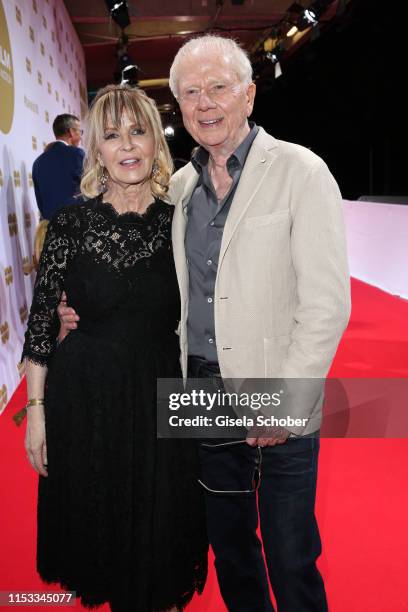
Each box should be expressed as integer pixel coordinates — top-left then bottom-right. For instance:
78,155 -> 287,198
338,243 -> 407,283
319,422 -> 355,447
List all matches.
343,200 -> 408,300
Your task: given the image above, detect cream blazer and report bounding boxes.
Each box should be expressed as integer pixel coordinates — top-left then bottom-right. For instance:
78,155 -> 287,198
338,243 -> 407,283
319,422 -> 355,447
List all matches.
168,127 -> 351,435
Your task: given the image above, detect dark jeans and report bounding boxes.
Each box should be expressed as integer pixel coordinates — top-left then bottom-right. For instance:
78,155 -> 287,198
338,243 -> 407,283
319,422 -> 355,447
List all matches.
188,356 -> 328,612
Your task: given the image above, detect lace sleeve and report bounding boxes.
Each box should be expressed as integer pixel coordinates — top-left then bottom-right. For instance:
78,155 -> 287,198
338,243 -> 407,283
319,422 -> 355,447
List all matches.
21,208 -> 78,366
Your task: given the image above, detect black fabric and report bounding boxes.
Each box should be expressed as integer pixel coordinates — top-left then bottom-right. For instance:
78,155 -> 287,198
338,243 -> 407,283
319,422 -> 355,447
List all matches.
198,437 -> 327,612
22,197 -> 208,610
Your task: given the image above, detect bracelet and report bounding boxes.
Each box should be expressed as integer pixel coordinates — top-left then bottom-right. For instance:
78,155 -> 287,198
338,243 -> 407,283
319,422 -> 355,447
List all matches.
26,398 -> 45,408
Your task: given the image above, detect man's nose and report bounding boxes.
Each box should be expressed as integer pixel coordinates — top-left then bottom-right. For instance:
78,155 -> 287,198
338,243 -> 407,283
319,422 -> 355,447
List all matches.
197,90 -> 216,111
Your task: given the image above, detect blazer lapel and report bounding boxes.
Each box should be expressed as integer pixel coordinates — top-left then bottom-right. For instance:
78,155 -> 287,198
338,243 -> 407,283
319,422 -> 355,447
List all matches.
171,167 -> 199,311
218,128 -> 279,269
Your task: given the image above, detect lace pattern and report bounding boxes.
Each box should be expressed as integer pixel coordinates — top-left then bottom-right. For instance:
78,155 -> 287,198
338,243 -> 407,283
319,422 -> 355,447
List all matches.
22,197 -> 173,366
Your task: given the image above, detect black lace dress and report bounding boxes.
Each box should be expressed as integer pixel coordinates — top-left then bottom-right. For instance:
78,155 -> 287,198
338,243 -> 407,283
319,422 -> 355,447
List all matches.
22,196 -> 208,611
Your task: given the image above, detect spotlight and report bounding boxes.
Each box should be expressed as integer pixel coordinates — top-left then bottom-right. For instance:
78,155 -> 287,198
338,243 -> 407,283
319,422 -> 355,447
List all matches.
121,64 -> 139,86
286,25 -> 298,37
298,8 -> 318,30
114,32 -> 138,83
266,46 -> 283,79
266,45 -> 283,65
164,126 -> 175,138
105,0 -> 130,30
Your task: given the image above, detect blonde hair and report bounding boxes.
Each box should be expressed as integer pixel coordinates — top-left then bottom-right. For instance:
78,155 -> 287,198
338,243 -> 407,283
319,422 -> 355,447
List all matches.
169,35 -> 253,99
33,220 -> 49,269
80,84 -> 173,199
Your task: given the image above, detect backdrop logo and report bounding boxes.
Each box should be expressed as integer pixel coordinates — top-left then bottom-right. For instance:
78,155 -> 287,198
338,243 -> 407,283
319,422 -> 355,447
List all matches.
5,265 -> 13,284
0,0 -> 14,134
0,384 -> 8,409
15,6 -> 22,25
19,303 -> 28,322
23,256 -> 32,275
8,214 -> 17,236
0,321 -> 9,343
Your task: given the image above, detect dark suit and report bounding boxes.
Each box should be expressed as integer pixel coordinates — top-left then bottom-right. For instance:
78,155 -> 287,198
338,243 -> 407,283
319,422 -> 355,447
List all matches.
32,141 -> 85,220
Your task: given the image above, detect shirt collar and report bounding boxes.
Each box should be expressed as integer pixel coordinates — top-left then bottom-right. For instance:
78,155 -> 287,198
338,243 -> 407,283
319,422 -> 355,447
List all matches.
191,121 -> 259,174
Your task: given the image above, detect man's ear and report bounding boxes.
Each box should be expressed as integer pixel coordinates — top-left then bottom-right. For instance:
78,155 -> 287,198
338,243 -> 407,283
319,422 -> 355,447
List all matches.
246,82 -> 256,116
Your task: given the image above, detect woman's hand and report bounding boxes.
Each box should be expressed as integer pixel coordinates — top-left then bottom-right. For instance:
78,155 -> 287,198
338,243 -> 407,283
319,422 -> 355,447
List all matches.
25,405 -> 48,477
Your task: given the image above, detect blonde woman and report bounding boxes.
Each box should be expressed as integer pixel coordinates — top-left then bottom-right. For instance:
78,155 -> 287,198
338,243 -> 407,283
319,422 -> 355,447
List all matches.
22,84 -> 208,611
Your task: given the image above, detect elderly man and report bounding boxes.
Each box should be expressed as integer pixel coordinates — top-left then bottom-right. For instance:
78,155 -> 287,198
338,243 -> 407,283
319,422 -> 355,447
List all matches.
167,36 -> 350,612
60,36 -> 350,611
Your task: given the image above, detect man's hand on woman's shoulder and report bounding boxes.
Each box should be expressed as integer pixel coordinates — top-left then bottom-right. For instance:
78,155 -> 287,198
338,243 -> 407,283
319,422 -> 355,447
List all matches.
57,291 -> 79,343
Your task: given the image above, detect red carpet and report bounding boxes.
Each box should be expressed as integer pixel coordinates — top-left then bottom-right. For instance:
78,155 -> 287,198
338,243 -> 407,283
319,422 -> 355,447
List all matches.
1,278 -> 408,611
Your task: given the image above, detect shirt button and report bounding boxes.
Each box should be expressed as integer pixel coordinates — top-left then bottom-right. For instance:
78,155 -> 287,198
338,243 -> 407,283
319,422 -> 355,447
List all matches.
210,221 -> 215,226
207,259 -> 212,266
208,338 -> 214,344
207,297 -> 213,303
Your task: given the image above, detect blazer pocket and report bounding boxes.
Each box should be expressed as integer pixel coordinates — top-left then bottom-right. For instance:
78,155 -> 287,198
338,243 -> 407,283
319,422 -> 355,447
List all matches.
244,210 -> 290,229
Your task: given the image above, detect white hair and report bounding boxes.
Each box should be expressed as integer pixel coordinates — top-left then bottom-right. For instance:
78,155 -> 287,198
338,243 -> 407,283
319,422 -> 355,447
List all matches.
169,35 -> 253,99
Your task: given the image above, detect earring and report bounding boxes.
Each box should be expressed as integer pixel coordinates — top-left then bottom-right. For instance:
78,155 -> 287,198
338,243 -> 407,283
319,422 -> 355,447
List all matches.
152,161 -> 159,178
99,165 -> 108,192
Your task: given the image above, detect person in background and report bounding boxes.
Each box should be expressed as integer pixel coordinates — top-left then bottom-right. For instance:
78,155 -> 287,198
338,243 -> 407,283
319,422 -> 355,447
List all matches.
32,114 -> 85,220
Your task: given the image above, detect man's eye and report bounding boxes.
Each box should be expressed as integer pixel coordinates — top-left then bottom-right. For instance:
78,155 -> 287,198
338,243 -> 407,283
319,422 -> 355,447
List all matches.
185,89 -> 199,97
210,84 -> 226,95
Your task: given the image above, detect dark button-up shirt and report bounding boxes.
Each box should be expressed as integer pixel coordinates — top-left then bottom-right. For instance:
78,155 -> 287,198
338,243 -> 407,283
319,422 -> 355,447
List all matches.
185,122 -> 259,362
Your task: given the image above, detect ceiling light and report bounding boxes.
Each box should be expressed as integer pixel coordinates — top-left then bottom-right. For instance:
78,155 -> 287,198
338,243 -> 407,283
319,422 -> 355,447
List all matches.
297,8 -> 318,30
115,33 -> 138,83
304,9 -> 318,25
266,45 -> 283,65
164,126 -> 175,138
105,0 -> 130,30
287,25 -> 298,37
121,65 -> 139,86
